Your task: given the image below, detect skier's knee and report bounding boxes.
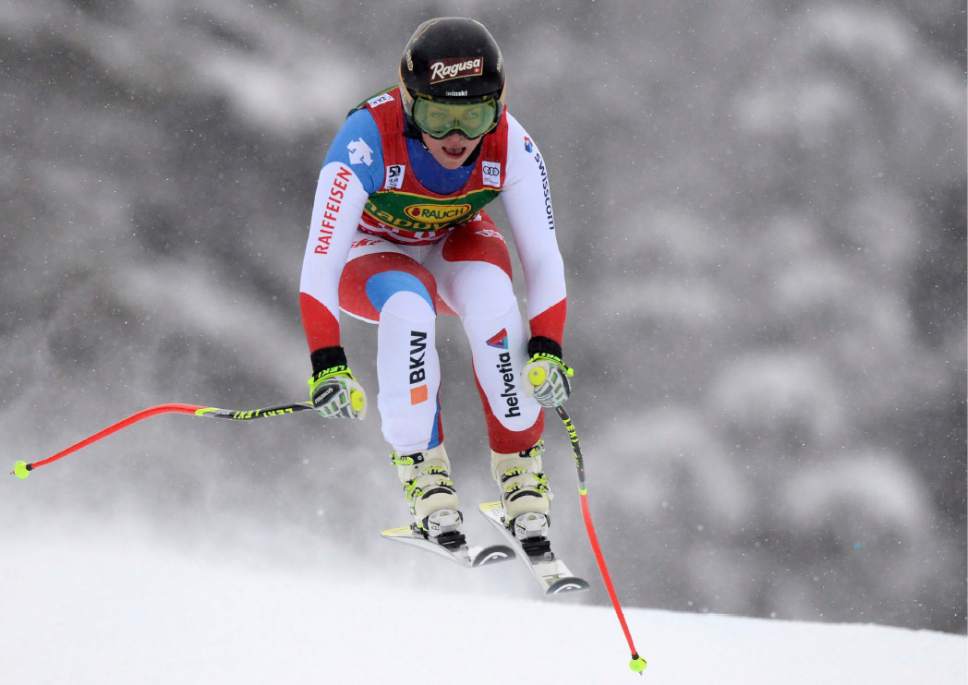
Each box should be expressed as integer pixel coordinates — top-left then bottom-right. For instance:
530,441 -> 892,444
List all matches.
366,269 -> 438,319
454,264 -> 515,319
380,289 -> 437,325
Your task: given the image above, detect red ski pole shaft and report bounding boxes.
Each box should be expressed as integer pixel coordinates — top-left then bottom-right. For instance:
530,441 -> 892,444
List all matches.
10,401 -> 314,479
555,406 -> 647,675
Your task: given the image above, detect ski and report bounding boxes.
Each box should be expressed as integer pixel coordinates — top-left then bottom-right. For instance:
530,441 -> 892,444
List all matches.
478,501 -> 590,595
381,525 -> 516,568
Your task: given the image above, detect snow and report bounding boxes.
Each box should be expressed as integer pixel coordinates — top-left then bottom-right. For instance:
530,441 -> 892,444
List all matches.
2,520 -> 963,685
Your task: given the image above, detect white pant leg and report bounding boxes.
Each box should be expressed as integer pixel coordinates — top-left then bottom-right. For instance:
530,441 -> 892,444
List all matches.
376,290 -> 440,453
338,235 -> 440,453
427,255 -> 541,436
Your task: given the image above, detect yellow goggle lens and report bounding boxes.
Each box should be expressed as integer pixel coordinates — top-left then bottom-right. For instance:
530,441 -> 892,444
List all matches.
412,98 -> 498,139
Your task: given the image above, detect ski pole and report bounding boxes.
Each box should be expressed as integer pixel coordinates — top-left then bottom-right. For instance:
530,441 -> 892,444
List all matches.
555,405 -> 647,676
9,401 -> 314,479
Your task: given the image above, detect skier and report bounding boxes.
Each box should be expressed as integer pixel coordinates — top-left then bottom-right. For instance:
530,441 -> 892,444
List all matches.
299,17 -> 572,550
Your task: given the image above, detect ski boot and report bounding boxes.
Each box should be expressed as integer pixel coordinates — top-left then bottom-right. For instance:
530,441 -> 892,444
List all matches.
391,444 -> 465,550
491,441 -> 552,558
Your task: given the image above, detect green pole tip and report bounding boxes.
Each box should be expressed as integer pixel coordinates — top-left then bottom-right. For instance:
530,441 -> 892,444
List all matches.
629,656 -> 647,674
13,461 -> 30,480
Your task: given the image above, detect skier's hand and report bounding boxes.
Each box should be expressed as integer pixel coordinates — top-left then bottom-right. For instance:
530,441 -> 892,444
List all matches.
308,365 -> 367,420
524,352 -> 574,408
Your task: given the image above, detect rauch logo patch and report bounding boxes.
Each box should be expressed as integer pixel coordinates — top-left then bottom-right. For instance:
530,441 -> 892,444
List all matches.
404,203 -> 472,225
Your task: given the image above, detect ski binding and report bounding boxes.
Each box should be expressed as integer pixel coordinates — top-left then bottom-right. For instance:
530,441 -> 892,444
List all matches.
478,501 -> 590,595
381,521 -> 516,568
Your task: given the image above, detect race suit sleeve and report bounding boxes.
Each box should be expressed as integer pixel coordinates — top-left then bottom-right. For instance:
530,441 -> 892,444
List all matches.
500,113 -> 567,350
299,109 -> 383,355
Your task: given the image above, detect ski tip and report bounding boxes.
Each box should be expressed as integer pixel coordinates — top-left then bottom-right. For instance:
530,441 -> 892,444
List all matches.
381,526 -> 413,537
629,655 -> 648,674
470,545 -> 516,567
12,461 -> 30,480
545,576 -> 590,595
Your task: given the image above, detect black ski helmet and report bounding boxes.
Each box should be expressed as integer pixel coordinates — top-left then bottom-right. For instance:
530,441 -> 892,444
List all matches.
399,17 -> 506,119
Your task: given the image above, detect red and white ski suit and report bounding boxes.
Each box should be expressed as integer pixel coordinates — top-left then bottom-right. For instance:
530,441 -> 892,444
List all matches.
299,88 -> 566,454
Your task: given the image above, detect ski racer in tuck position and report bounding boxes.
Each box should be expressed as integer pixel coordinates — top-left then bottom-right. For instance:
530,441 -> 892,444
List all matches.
299,17 -> 573,550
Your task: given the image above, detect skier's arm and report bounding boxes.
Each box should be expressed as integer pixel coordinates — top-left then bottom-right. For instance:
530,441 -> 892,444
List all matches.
501,115 -> 572,407
299,109 -> 384,417
298,162 -> 368,351
500,115 -> 567,354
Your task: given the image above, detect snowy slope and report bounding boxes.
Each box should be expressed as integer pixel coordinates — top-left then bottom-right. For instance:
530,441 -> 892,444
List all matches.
1,521 -> 963,685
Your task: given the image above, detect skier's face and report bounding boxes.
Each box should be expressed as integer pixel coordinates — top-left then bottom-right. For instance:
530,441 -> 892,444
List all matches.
421,130 -> 482,170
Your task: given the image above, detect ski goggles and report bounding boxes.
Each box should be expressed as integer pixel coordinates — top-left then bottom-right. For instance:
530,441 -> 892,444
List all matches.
411,96 -> 499,139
